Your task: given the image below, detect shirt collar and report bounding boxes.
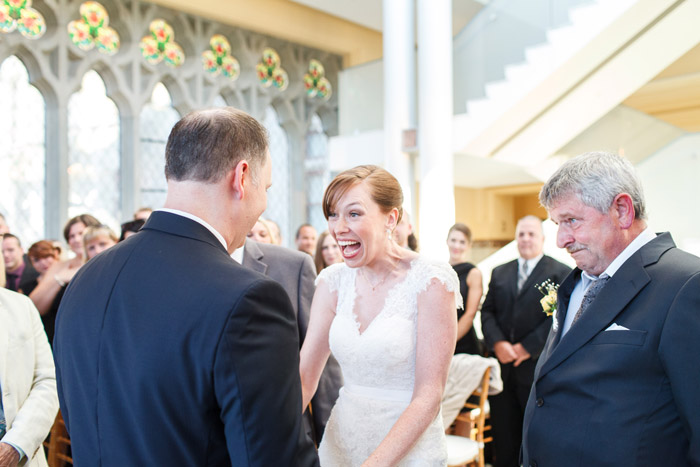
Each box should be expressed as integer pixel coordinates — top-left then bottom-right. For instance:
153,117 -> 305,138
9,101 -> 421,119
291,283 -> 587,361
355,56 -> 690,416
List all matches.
231,245 -> 244,264
156,208 -> 228,251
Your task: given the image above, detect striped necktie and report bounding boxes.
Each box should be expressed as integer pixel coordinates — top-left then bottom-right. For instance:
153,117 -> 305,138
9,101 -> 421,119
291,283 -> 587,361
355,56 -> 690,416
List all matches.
517,261 -> 529,291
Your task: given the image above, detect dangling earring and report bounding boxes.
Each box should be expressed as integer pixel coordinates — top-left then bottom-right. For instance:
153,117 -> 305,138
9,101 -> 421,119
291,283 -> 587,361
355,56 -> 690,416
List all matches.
386,228 -> 392,238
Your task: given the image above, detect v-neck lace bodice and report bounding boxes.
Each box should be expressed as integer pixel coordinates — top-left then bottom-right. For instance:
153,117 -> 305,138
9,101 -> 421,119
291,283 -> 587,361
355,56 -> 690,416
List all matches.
315,256 -> 462,466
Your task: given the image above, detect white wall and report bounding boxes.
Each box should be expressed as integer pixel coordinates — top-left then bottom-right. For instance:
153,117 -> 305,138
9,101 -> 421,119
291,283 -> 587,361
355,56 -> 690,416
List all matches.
636,133 -> 700,257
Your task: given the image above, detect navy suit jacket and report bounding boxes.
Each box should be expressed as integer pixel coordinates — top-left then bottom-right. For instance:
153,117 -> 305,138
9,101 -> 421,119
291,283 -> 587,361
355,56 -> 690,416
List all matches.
522,233 -> 700,467
54,212 -> 318,466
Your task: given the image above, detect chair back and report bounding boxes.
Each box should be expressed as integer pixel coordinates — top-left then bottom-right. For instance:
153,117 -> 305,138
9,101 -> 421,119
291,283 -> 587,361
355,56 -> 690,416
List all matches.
45,411 -> 72,467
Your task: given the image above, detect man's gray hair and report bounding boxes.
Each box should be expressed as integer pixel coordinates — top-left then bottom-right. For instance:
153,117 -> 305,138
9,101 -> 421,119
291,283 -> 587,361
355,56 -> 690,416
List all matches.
539,151 -> 647,220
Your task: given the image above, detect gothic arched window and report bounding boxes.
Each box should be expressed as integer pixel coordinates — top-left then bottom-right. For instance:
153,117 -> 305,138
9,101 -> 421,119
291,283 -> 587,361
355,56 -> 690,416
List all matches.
305,113 -> 330,234
67,70 -> 121,228
262,105 -> 290,245
0,55 -> 46,244
139,83 -> 180,210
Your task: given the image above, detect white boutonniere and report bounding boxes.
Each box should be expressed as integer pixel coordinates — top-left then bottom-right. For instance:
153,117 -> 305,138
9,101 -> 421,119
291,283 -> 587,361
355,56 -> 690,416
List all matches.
536,279 -> 559,317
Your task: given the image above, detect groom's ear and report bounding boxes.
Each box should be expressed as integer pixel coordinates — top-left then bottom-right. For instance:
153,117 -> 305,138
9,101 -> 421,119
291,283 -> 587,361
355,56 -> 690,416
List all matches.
229,160 -> 250,201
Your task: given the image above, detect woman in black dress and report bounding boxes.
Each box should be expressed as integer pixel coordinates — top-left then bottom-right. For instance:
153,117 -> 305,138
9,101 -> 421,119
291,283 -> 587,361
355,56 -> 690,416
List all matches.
447,223 -> 483,355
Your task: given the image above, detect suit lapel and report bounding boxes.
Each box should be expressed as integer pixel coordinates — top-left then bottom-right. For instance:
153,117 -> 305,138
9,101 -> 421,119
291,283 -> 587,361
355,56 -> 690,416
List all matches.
242,240 -> 268,275
536,234 -> 675,381
507,260 -> 518,299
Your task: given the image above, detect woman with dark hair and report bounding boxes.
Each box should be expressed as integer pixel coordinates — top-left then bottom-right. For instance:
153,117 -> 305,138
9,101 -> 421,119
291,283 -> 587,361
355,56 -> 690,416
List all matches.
314,230 -> 343,274
119,218 -> 145,241
300,165 -> 459,465
29,213 -> 100,343
447,223 -> 484,355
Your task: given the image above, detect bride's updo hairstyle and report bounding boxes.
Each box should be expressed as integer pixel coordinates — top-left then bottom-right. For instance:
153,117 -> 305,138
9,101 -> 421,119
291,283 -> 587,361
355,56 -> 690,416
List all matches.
323,165 -> 404,223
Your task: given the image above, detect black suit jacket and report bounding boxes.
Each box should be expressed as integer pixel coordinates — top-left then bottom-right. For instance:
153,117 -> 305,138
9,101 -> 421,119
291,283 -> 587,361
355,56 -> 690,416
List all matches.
54,212 -> 318,466
522,233 -> 700,467
481,255 -> 571,384
242,240 -> 342,443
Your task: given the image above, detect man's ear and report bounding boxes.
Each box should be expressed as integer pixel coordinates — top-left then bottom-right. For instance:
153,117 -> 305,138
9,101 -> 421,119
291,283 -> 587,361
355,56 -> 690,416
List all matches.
230,160 -> 250,200
612,193 -> 635,229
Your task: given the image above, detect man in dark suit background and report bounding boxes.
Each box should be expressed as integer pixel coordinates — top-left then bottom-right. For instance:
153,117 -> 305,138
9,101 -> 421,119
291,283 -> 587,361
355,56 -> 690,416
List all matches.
522,151 -> 700,466
2,233 -> 39,294
481,216 -> 570,467
54,107 -> 318,466
235,238 -> 342,444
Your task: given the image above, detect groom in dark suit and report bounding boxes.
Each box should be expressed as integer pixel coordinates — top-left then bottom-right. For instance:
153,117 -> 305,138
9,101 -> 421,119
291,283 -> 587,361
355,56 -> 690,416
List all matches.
522,151 -> 700,467
54,107 -> 318,466
481,216 -> 570,467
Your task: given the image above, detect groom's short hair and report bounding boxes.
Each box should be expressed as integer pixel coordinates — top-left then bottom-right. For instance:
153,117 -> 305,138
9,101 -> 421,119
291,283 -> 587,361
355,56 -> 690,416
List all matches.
539,151 -> 647,220
165,107 -> 269,184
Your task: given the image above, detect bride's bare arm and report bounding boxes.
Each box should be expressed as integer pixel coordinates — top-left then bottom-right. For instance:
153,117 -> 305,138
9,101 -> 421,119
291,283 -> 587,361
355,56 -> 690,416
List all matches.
361,279 -> 457,467
299,280 -> 337,410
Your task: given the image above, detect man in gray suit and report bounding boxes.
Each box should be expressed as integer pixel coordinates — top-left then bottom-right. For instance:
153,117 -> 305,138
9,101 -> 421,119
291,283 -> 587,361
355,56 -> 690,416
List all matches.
234,239 -> 342,444
522,151 -> 700,467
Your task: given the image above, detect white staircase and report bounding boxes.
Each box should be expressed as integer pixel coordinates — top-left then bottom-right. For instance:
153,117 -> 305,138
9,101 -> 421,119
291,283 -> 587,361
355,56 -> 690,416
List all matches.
454,0 -> 638,156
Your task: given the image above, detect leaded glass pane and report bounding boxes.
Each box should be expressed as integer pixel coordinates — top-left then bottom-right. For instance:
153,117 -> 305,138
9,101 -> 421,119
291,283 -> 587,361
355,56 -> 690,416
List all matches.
262,105 -> 290,245
67,71 -> 120,229
212,94 -> 227,107
0,56 -> 46,245
305,114 -> 329,234
139,83 -> 180,210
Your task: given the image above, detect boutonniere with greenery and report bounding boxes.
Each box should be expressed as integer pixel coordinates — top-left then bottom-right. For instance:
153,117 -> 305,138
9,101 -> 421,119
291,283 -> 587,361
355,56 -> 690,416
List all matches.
536,279 -> 559,316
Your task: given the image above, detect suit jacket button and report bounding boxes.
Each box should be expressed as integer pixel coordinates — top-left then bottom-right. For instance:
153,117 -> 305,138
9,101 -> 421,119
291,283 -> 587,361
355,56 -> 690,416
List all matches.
529,461 -> 538,467
536,397 -> 544,407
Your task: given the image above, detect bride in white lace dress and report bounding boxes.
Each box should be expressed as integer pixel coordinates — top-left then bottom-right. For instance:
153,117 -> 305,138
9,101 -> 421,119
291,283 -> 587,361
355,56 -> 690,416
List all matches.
300,166 -> 460,466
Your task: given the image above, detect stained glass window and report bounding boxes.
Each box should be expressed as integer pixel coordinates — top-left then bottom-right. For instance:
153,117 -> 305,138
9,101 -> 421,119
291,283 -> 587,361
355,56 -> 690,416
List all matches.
139,83 -> 180,210
262,105 -> 290,245
67,70 -> 120,228
305,113 -> 329,234
0,55 -> 45,245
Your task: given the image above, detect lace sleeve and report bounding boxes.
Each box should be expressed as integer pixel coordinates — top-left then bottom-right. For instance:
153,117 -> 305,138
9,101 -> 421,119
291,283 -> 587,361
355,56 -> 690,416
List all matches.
414,258 -> 464,310
315,262 -> 346,293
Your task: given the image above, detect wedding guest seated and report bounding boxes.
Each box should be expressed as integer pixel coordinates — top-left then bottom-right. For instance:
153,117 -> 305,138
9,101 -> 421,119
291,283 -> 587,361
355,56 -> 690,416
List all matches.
83,225 -> 118,260
119,219 -> 146,241
247,218 -> 275,244
314,230 -> 343,274
2,233 -> 39,294
0,256 -> 59,466
29,214 -> 101,344
21,240 -> 62,296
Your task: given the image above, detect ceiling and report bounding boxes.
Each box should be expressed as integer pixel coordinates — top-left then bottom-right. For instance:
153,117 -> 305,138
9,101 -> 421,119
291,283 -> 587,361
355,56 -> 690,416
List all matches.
623,42 -> 700,132
289,0 -> 488,36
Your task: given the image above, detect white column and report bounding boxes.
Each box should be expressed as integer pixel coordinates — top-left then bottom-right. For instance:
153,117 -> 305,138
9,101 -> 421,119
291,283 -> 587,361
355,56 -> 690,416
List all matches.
383,0 -> 416,219
417,0 -> 454,260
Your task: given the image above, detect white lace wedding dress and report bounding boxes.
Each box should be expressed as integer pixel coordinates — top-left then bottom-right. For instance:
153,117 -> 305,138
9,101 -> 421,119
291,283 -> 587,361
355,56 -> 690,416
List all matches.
316,257 -> 462,466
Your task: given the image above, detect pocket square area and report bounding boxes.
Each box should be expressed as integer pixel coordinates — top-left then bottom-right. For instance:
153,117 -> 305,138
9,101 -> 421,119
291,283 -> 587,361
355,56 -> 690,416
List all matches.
605,323 -> 630,331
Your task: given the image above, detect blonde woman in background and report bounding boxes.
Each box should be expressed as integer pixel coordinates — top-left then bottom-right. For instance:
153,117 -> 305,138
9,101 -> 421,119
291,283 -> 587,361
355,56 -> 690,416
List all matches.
247,218 -> 275,244
83,225 -> 119,260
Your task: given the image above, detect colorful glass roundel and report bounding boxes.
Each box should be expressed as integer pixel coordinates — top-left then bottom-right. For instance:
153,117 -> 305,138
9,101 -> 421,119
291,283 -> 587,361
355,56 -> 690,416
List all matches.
140,19 -> 184,67
304,59 -> 332,100
202,34 -> 240,80
256,48 -> 288,91
0,0 -> 47,39
67,2 -> 120,55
